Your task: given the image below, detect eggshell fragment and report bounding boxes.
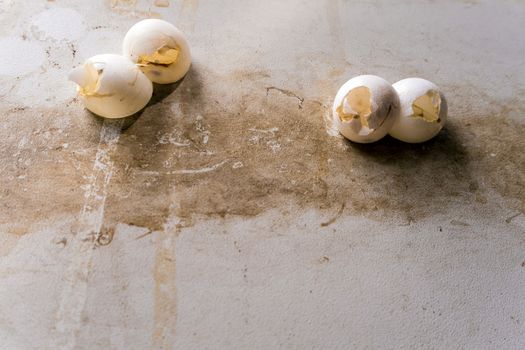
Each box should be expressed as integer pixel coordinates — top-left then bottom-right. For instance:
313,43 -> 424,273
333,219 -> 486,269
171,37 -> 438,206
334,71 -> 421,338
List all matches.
389,78 -> 448,143
123,19 -> 191,84
332,75 -> 399,143
69,54 -> 153,118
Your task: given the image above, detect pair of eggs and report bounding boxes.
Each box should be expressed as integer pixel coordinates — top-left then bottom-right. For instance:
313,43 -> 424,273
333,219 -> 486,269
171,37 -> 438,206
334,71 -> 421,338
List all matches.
333,75 -> 447,143
69,19 -> 191,119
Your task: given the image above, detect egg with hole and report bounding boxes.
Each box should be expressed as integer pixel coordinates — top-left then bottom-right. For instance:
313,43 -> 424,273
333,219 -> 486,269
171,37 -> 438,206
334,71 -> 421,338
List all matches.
123,19 -> 191,84
332,75 -> 399,143
389,78 -> 448,143
69,54 -> 153,118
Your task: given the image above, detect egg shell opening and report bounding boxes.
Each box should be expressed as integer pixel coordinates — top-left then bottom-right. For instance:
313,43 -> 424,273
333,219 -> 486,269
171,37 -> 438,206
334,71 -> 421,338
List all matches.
389,78 -> 448,143
69,54 -> 153,118
332,75 -> 399,143
123,19 -> 191,84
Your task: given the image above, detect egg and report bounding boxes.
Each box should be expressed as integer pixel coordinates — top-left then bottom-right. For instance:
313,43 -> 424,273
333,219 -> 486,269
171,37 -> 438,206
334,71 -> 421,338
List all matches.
389,78 -> 448,143
68,54 -> 153,118
332,75 -> 399,143
123,19 -> 191,84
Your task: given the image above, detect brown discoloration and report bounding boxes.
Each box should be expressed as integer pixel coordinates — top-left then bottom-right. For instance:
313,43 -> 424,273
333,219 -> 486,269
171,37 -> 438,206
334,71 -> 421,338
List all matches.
101,65 -> 525,231
1,66 -> 524,236
319,256 -> 330,263
4,225 -> 29,236
154,0 -> 170,8
153,231 -> 177,348
108,0 -> 161,18
0,106 -> 102,231
110,0 -> 136,7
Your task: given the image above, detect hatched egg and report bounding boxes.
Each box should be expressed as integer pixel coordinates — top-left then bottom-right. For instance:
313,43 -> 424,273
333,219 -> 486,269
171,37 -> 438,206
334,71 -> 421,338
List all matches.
389,78 -> 448,143
332,75 -> 399,143
123,19 -> 191,84
69,54 -> 153,118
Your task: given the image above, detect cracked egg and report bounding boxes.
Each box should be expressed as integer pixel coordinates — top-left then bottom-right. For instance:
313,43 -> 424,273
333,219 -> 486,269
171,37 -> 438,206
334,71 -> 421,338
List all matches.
333,75 -> 399,143
389,78 -> 448,143
123,19 -> 191,84
69,54 -> 153,118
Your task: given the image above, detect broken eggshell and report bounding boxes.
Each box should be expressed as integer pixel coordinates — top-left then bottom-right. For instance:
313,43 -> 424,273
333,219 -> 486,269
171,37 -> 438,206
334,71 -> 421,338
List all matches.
333,75 -> 399,143
389,78 -> 448,143
123,19 -> 191,84
69,54 -> 153,118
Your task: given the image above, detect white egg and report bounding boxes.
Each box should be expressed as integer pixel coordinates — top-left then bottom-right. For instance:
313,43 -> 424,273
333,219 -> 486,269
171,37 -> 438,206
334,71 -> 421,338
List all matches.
332,75 -> 399,143
69,54 -> 153,119
123,19 -> 191,84
389,78 -> 448,143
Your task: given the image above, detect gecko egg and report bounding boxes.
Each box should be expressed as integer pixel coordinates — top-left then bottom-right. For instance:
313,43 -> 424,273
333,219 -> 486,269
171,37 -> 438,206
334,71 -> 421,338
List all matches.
123,19 -> 191,84
332,75 -> 399,143
389,78 -> 448,143
69,54 -> 153,118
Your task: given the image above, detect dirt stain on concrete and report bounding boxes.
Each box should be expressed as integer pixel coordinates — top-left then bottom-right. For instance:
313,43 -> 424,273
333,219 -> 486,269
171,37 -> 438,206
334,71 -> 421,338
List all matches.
152,231 -> 177,348
1,65 -> 524,235
97,64 -> 524,233
0,106 -> 102,234
110,0 -> 137,7
154,0 -> 170,8
180,0 -> 199,14
109,0 -> 162,18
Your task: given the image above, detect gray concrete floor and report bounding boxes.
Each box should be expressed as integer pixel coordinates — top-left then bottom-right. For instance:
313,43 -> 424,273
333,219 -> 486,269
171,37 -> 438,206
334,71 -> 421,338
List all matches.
1,0 -> 525,349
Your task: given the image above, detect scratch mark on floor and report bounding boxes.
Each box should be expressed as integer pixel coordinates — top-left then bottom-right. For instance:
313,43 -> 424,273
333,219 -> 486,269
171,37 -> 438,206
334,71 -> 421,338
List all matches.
168,159 -> 228,174
321,202 -> 346,227
248,127 -> 279,135
135,230 -> 153,240
52,119 -> 122,350
265,87 -> 304,109
505,213 -> 521,224
450,220 -> 470,227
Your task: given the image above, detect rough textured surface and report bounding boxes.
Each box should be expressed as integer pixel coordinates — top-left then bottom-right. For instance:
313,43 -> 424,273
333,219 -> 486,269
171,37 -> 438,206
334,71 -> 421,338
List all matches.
1,0 -> 524,349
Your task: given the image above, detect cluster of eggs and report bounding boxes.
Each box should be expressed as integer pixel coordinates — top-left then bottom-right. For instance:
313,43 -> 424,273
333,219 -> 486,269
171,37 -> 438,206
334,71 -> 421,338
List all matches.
69,19 -> 191,119
70,20 -> 447,144
333,75 -> 447,143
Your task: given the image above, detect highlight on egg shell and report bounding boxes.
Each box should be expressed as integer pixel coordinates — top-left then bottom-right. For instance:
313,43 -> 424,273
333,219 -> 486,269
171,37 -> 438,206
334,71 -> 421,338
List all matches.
389,78 -> 448,143
332,75 -> 400,143
123,19 -> 191,84
68,54 -> 153,119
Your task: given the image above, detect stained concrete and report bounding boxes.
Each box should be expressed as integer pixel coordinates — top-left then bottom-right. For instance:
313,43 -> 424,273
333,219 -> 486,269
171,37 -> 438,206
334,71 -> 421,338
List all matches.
1,0 -> 524,349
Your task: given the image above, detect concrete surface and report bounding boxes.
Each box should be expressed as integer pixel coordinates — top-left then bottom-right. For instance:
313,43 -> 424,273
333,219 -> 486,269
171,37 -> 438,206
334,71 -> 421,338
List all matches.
1,0 -> 524,349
